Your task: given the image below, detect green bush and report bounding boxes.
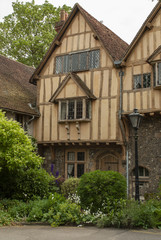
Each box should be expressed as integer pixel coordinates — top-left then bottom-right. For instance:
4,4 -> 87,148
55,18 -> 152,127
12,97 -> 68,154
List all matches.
0,210 -> 13,226
61,178 -> 80,198
51,201 -> 82,227
77,170 -> 126,213
0,168 -> 58,201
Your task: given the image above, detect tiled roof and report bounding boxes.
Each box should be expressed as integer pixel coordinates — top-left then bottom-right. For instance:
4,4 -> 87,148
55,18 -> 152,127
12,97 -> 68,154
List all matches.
77,4 -> 129,61
0,55 -> 38,116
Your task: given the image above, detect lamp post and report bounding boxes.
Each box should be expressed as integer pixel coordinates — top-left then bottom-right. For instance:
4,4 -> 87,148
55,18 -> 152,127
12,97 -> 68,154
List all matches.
128,109 -> 143,201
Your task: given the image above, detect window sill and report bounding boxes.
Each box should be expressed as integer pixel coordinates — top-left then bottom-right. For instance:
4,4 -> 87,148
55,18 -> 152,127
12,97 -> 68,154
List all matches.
153,85 -> 161,90
58,119 -> 91,123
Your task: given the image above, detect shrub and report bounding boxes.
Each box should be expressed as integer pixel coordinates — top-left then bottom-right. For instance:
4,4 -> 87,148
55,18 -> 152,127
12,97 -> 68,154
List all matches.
11,168 -> 58,201
0,210 -> 13,226
51,201 -> 82,227
61,178 -> 80,198
77,170 -> 126,212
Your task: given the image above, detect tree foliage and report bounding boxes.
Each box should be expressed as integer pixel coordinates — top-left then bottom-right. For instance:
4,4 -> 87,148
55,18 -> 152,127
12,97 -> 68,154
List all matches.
0,110 -> 56,199
0,0 -> 71,67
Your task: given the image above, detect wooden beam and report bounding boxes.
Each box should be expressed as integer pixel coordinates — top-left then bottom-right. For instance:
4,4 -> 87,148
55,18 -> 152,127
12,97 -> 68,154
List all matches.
146,22 -> 153,30
93,33 -> 98,40
55,40 -> 61,46
86,143 -> 91,146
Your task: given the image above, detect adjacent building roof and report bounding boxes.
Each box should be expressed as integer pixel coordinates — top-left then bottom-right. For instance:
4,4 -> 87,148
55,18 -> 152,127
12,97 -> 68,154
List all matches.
0,55 -> 38,116
30,3 -> 129,84
122,1 -> 161,62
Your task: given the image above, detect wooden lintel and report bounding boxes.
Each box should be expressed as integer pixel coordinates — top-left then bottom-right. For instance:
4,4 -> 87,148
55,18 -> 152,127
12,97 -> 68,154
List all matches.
86,143 -> 91,146
106,142 -> 109,145
149,112 -> 154,116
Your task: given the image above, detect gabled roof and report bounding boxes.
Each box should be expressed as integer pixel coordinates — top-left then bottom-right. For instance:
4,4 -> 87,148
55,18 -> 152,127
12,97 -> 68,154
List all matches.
122,2 -> 161,63
30,3 -> 129,84
49,73 -> 96,103
0,55 -> 38,116
147,45 -> 161,63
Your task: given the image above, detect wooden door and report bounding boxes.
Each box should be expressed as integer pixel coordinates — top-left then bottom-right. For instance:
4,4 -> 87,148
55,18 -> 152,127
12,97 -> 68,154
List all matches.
99,154 -> 119,172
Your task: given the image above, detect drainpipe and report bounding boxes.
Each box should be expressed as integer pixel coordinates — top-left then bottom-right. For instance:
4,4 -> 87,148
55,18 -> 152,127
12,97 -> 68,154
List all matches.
114,61 -> 129,197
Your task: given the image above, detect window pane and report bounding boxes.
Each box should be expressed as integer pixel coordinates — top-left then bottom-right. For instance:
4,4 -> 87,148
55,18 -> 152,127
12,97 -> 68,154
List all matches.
63,55 -> 69,73
158,63 -> 161,85
71,53 -> 79,72
86,99 -> 91,119
77,164 -> 84,178
67,164 -> 75,178
68,101 -> 75,119
67,152 -> 75,161
55,56 -> 62,74
139,167 -> 144,176
134,75 -> 142,89
61,102 -> 66,120
89,50 -> 100,69
143,73 -> 151,88
145,168 -> 149,176
76,100 -> 83,119
80,52 -> 88,70
77,152 -> 85,161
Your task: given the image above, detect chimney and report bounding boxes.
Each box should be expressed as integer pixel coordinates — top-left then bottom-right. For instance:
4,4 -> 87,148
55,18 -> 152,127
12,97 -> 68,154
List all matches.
55,9 -> 68,33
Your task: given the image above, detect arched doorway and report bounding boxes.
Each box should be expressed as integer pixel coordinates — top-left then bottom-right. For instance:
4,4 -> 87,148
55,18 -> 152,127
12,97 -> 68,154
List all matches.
99,154 -> 119,172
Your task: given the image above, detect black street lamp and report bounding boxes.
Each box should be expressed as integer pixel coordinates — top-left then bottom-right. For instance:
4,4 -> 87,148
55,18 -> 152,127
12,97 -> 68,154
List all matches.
129,109 -> 143,201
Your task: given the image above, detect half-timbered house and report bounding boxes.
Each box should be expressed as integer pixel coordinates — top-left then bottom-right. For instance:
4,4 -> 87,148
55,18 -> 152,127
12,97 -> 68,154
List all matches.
30,2 -> 161,198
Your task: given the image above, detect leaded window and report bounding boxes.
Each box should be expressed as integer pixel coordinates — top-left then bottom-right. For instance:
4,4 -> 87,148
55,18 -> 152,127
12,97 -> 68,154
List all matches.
143,73 -> 151,88
55,50 -> 100,74
153,62 -> 161,86
134,73 -> 151,89
59,99 -> 91,121
134,75 -> 142,89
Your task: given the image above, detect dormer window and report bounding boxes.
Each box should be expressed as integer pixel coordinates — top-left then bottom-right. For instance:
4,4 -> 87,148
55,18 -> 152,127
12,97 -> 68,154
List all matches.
55,49 -> 100,74
153,62 -> 161,86
59,98 -> 91,121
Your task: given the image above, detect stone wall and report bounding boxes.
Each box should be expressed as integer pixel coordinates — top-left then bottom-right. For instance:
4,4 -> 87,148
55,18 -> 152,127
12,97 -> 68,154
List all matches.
128,114 -> 161,196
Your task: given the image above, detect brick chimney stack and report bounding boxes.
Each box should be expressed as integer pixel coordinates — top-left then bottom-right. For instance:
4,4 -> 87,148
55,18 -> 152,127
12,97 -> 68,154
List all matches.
55,10 -> 69,33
